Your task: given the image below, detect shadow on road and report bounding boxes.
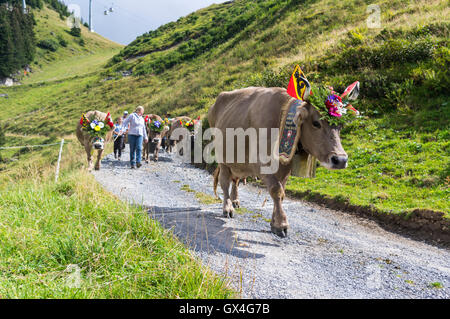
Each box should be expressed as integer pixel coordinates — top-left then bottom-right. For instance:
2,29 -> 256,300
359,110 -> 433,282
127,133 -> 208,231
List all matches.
148,207 -> 265,259
101,152 -> 174,169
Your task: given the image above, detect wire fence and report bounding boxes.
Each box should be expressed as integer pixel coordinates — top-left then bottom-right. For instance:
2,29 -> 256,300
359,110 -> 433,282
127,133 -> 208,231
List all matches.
0,142 -> 65,150
0,139 -> 67,182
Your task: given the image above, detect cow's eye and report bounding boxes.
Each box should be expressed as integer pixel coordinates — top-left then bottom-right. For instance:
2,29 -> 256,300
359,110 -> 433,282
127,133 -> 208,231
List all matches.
312,121 -> 321,128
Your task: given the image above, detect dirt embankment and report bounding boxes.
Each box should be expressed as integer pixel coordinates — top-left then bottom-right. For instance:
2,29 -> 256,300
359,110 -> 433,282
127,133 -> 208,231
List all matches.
285,189 -> 450,247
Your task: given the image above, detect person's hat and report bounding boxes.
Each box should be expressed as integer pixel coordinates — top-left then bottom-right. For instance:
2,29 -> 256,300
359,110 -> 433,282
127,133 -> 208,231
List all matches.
123,111 -> 129,114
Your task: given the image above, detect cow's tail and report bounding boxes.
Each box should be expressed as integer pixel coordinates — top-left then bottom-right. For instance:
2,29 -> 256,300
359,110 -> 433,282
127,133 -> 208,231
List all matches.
213,166 -> 220,199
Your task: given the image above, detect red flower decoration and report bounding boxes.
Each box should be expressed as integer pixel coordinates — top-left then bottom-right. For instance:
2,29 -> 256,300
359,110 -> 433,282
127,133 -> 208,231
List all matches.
104,112 -> 114,128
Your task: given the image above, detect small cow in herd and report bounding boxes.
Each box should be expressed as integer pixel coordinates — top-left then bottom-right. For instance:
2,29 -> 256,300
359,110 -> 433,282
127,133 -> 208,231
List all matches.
143,114 -> 170,162
208,87 -> 349,237
166,116 -> 193,155
76,110 -> 113,171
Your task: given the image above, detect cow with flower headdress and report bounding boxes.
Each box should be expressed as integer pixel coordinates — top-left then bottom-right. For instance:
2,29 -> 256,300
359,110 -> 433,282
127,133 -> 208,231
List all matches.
143,114 -> 170,162
76,110 -> 114,170
166,116 -> 197,155
209,65 -> 361,237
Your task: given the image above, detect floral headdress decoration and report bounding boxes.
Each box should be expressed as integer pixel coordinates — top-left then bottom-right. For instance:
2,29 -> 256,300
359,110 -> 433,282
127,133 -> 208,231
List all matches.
145,116 -> 169,133
180,118 -> 196,132
80,112 -> 114,137
163,118 -> 172,128
287,65 -> 361,126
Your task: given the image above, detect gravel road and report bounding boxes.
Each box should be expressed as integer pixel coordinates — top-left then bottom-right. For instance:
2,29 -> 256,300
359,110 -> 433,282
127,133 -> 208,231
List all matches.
93,146 -> 450,299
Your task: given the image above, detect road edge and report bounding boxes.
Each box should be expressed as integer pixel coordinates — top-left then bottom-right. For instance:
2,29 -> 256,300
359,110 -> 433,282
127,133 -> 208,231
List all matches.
196,163 -> 450,247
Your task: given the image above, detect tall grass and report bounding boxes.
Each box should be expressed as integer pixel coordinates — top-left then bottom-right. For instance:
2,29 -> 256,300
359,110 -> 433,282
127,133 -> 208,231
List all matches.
0,140 -> 235,298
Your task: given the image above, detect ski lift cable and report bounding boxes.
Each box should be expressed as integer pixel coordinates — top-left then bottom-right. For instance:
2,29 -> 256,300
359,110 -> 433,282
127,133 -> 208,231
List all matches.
96,0 -> 149,24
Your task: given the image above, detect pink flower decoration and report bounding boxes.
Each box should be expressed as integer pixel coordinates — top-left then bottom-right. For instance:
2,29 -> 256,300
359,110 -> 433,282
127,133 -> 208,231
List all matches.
325,94 -> 343,118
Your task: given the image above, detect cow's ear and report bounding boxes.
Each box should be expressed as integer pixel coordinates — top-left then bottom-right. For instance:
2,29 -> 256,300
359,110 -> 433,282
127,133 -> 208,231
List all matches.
294,101 -> 309,125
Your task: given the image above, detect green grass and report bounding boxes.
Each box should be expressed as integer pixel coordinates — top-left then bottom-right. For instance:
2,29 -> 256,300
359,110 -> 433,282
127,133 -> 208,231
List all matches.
23,49 -> 121,85
180,184 -> 221,205
0,139 -> 234,298
30,4 -> 122,79
0,170 -> 233,298
286,113 -> 450,217
430,282 -> 444,289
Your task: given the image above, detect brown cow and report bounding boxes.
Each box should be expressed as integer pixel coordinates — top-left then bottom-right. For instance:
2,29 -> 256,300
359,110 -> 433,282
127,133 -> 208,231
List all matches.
76,110 -> 113,171
143,114 -> 169,162
167,116 -> 193,154
208,87 -> 348,237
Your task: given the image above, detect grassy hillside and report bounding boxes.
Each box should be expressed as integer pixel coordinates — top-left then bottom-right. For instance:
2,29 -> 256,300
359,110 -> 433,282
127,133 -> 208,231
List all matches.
0,0 -> 448,223
26,4 -> 122,84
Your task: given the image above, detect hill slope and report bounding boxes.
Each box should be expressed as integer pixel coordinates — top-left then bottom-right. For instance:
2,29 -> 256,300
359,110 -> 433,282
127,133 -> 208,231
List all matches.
0,0 -> 449,219
26,4 -> 122,84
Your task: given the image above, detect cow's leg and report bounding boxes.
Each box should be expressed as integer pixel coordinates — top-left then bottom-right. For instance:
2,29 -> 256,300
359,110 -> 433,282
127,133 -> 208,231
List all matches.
85,145 -> 93,171
143,142 -> 149,163
94,149 -> 103,170
219,164 -> 234,218
154,142 -> 161,161
231,178 -> 240,208
264,175 -> 288,237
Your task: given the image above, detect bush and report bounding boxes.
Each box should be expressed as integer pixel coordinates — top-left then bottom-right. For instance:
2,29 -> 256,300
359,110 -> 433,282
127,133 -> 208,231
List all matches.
69,26 -> 81,37
37,39 -> 59,52
57,35 -> 68,47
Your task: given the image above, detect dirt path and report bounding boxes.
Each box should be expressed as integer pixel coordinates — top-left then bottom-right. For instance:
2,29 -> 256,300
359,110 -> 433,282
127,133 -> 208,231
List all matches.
93,147 -> 450,299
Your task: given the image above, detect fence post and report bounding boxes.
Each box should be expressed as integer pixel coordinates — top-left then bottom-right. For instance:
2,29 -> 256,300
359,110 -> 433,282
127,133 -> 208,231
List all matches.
55,139 -> 64,182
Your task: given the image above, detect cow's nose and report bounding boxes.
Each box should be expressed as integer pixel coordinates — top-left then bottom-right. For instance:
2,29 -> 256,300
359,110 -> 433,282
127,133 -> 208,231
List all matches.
153,138 -> 160,143
331,155 -> 348,169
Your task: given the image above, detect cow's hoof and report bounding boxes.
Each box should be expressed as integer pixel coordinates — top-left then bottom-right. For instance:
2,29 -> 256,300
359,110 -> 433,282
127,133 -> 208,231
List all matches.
223,210 -> 234,218
145,160 -> 149,163
232,200 -> 240,208
271,225 -> 288,238
94,166 -> 100,171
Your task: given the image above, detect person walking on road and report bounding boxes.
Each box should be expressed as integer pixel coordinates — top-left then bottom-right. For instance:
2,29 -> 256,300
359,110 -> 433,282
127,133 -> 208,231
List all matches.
122,111 -> 129,151
122,106 -> 148,169
113,117 -> 127,161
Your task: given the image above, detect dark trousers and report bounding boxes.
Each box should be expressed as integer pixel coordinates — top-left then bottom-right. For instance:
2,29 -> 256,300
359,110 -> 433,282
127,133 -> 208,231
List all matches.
114,135 -> 124,158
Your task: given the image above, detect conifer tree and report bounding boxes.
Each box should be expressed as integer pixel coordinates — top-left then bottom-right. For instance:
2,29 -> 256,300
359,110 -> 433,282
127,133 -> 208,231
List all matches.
0,7 -> 15,77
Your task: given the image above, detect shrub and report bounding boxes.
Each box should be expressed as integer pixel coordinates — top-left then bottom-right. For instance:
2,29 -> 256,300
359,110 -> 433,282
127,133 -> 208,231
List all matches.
37,39 -> 59,52
57,35 -> 68,47
70,26 -> 81,37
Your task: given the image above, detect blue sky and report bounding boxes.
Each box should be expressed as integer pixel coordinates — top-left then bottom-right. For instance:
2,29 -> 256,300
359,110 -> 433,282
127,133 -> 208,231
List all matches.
61,0 -> 226,45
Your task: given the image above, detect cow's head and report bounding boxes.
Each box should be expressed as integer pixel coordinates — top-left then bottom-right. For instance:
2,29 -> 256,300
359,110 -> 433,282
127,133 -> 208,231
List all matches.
92,136 -> 105,150
149,125 -> 169,144
294,102 -> 348,169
